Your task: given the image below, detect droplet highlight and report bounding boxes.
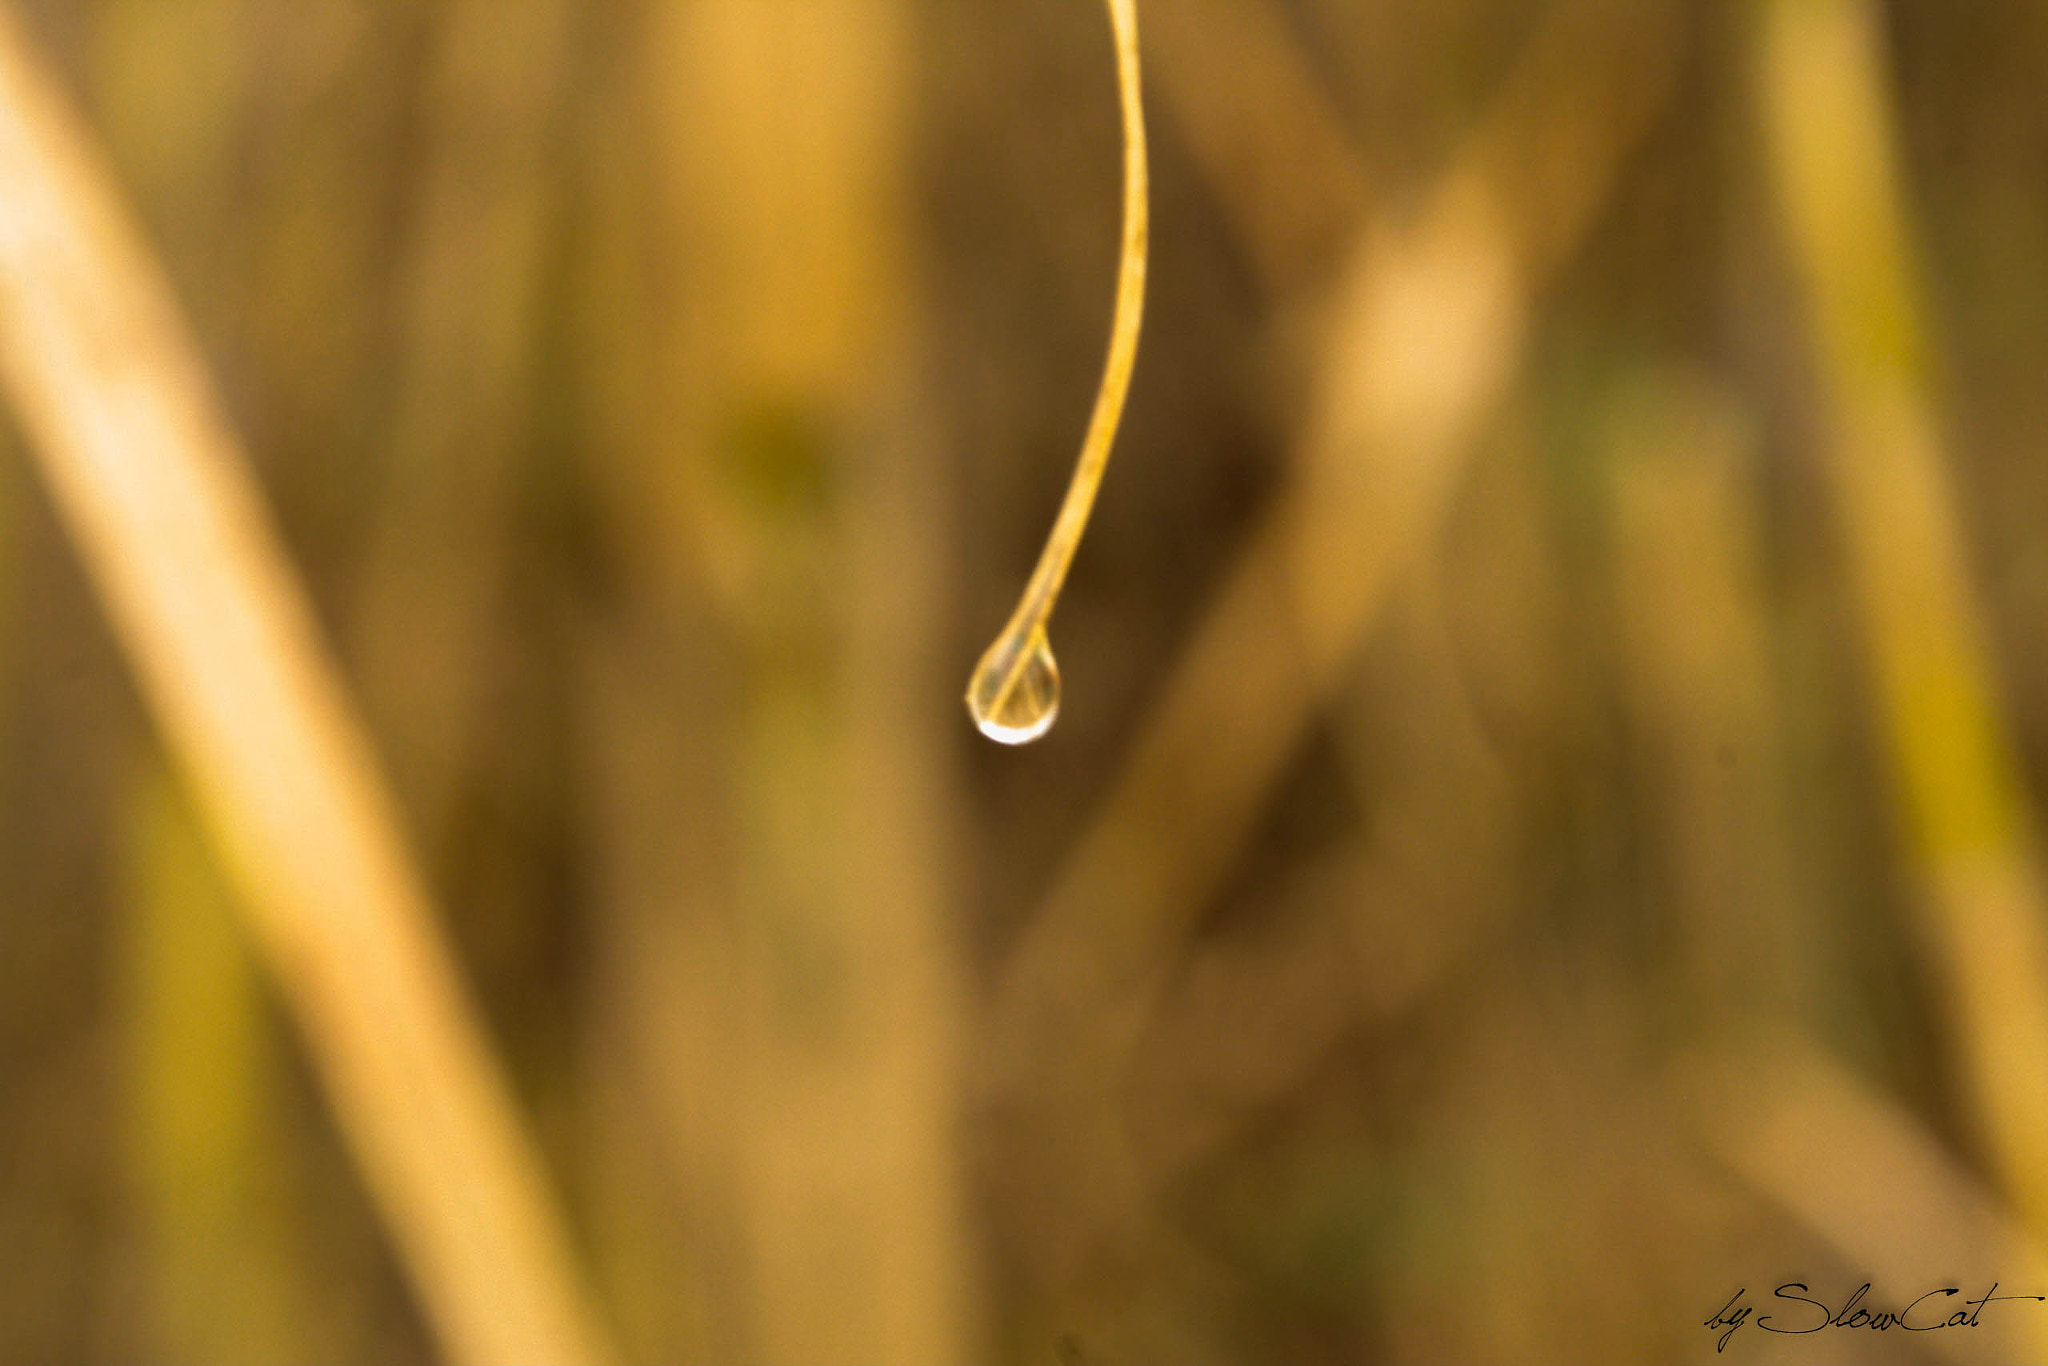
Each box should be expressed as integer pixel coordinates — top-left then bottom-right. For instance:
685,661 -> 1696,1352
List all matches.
966,627 -> 1061,744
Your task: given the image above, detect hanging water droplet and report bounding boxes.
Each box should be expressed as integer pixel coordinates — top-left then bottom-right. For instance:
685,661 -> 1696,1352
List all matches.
966,626 -> 1061,744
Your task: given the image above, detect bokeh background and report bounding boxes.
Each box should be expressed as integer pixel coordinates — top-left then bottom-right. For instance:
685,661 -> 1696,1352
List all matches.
4,0 -> 2048,1362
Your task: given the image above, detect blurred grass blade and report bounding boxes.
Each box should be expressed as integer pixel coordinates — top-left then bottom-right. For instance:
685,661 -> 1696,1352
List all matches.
652,0 -> 977,1360
1144,0 -> 1368,293
351,0 -> 570,841
122,762 -> 310,1366
1601,370 -> 1818,1027
0,9 -> 610,1364
1677,1034 -> 2048,1365
1756,0 -> 2048,1245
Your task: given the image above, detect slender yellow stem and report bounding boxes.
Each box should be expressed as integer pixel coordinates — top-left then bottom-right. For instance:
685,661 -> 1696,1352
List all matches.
966,0 -> 1147,744
1758,0 -> 2048,1288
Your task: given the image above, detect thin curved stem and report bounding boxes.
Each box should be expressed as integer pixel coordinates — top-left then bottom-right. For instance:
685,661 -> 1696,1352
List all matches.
967,0 -> 1148,743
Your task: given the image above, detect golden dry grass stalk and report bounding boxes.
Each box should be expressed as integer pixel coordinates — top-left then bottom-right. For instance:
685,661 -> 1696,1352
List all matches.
1757,0 -> 2048,1263
0,9 -> 610,1363
966,0 -> 1148,745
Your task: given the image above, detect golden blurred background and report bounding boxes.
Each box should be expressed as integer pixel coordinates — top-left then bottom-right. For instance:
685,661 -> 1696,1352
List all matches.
3,0 -> 2048,1362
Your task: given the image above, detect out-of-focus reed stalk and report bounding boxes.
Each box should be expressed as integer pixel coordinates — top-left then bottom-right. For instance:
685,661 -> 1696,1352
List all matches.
1677,1033 -> 2048,1366
350,0 -> 570,842
122,765 -> 281,1363
1127,569 -> 1522,1188
94,13 -> 325,1359
569,23 -> 751,1358
0,11 -> 610,1364
1756,0 -> 2048,1256
1143,0 -> 1367,294
122,763 -> 317,1365
652,1 -> 974,1361
1603,371 -> 1818,1030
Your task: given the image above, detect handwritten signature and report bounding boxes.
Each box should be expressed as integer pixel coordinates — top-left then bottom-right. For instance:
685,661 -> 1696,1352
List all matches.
1705,1283 -> 2046,1353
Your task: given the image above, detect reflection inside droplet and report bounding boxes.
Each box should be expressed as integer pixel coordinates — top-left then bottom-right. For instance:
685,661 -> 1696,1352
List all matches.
966,626 -> 1061,744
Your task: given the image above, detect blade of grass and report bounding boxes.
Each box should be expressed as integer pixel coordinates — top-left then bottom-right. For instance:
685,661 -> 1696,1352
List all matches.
1143,0 -> 1368,295
0,10 -> 610,1364
1675,1033 -> 2048,1366
567,24 -> 752,1362
121,762 -> 312,1366
1755,0 -> 2048,1252
650,1 -> 976,1360
1127,571 -> 1523,1190
1601,369 -> 1821,1030
350,0 -> 570,842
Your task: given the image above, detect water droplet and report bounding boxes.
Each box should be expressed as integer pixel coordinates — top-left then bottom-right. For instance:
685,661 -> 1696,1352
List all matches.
966,626 -> 1061,744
